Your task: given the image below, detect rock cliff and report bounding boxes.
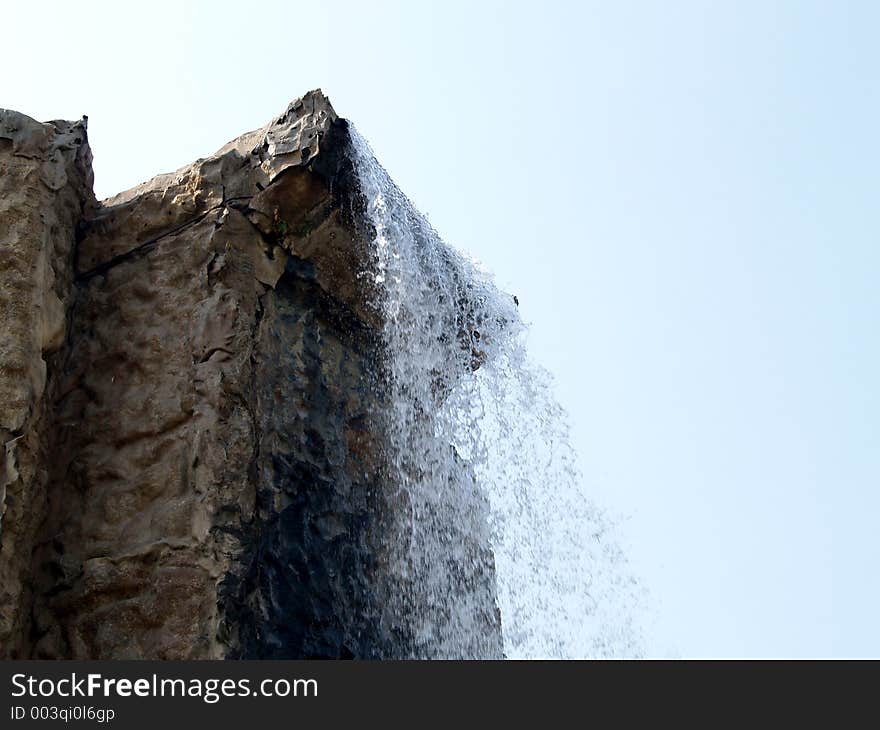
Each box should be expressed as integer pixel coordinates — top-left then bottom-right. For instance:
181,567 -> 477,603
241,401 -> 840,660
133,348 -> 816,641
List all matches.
0,110 -> 94,656
0,91 -> 503,659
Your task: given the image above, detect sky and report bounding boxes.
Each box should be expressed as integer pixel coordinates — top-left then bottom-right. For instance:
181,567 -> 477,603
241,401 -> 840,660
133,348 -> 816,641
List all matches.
5,0 -> 877,657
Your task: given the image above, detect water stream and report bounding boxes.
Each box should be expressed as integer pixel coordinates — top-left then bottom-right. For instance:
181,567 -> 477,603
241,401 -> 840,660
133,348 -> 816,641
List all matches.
351,127 -> 645,658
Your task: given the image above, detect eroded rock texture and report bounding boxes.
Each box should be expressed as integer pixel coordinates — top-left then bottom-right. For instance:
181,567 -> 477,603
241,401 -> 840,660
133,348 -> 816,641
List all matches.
0,111 -> 94,656
0,91 -> 501,659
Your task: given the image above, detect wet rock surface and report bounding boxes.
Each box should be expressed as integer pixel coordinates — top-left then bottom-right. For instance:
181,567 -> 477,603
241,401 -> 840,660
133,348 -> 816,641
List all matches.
0,91 -> 502,659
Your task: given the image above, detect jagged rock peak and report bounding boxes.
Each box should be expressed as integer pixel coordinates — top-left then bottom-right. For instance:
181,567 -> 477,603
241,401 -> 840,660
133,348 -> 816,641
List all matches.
104,89 -> 338,208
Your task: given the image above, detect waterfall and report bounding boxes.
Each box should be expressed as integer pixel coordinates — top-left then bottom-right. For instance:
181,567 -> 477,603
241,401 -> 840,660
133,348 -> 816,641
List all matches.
350,127 -> 645,658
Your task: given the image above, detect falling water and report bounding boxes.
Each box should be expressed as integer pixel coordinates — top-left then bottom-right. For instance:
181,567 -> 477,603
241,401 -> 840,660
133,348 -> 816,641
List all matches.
350,127 -> 645,658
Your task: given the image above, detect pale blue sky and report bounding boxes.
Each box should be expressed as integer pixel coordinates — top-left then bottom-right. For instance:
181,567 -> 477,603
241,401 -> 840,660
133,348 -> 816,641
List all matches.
6,0 -> 877,656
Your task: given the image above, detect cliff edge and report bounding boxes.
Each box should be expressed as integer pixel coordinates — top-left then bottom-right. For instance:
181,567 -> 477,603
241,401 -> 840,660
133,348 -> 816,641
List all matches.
0,92 -> 502,659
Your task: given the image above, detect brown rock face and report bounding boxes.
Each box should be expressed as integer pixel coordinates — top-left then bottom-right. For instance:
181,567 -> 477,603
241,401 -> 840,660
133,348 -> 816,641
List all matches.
0,111 -> 94,656
0,91 -> 502,659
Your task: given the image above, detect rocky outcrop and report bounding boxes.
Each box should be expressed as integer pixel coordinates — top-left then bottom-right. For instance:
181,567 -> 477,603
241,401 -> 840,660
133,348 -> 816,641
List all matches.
0,91 -> 502,659
0,111 -> 94,656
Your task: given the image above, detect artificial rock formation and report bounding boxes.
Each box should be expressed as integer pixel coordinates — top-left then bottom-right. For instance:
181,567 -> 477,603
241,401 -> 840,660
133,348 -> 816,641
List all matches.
0,91 -> 503,659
